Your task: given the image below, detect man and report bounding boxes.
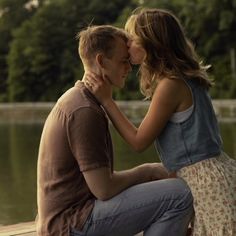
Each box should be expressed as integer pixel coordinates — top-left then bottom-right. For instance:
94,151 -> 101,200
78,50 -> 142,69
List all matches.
37,25 -> 193,236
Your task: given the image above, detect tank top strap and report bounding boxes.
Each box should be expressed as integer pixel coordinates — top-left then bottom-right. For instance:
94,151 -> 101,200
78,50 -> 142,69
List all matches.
182,77 -> 198,90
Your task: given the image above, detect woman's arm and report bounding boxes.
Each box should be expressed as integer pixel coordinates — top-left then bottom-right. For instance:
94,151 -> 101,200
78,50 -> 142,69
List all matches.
85,74 -> 180,152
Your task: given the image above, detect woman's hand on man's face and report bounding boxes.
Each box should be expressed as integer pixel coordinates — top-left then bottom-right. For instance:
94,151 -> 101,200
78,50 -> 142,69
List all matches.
84,71 -> 113,105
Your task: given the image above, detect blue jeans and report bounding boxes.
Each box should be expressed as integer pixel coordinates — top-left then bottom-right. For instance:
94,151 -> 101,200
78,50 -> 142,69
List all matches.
70,179 -> 193,236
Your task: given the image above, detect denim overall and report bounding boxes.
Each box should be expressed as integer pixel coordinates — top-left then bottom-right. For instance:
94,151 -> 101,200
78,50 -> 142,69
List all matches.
155,79 -> 222,171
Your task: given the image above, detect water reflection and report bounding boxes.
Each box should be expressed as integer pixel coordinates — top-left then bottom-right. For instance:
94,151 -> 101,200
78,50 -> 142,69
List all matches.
0,122 -> 235,225
0,123 -> 41,225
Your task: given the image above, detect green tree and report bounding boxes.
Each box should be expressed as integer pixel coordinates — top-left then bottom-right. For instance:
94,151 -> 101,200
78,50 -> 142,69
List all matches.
123,0 -> 236,99
5,0 -> 236,101
7,0 -> 132,101
0,0 -> 37,101
173,0 -> 236,98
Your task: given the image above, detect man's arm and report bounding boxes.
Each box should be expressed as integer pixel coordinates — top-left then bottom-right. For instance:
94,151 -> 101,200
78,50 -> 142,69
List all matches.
83,163 -> 169,201
68,107 -> 169,200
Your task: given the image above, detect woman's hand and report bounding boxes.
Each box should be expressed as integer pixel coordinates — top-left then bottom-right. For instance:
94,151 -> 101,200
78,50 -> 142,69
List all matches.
83,72 -> 113,105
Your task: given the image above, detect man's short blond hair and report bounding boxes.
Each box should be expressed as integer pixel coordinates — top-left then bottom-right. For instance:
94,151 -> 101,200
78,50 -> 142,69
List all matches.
77,25 -> 128,65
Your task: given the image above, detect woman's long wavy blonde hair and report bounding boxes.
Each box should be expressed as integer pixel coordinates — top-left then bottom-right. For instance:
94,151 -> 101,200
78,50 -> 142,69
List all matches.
125,8 -> 212,99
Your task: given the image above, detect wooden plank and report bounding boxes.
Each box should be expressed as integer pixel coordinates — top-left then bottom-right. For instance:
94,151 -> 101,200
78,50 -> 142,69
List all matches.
0,221 -> 143,236
0,222 -> 36,236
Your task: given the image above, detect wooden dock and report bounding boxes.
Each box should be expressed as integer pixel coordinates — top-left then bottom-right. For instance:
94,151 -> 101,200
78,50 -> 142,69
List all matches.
0,221 -> 143,236
0,222 -> 36,236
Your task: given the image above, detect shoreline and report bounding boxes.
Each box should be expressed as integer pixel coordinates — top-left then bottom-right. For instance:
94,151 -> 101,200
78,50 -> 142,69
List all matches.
0,100 -> 236,123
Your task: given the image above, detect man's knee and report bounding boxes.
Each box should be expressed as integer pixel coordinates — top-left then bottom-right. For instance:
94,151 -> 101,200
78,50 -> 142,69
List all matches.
163,178 -> 193,210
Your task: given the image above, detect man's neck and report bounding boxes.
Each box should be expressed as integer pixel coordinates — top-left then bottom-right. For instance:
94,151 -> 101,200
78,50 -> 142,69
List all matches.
84,65 -> 101,74
82,65 -> 101,82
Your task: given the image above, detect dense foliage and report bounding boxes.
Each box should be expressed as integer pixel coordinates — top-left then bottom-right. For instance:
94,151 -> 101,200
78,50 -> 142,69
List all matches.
0,0 -> 235,101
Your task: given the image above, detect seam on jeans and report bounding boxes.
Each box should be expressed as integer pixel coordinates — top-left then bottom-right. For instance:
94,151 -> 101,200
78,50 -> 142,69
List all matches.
93,191 -> 191,224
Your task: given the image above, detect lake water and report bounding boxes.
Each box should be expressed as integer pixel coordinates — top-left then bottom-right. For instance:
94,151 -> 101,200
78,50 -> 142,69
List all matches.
0,121 -> 235,226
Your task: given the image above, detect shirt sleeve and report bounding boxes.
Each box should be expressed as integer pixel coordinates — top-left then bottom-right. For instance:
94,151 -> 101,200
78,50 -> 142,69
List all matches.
67,107 -> 111,172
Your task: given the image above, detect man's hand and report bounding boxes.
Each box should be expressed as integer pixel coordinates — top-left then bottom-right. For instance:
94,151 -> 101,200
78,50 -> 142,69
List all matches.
148,163 -> 170,180
135,163 -> 171,181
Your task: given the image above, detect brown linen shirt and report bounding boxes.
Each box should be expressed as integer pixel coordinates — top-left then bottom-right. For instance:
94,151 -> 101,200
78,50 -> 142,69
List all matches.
36,81 -> 113,236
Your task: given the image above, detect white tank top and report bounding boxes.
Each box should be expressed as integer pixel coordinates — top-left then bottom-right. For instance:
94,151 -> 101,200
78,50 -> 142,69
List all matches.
170,104 -> 194,123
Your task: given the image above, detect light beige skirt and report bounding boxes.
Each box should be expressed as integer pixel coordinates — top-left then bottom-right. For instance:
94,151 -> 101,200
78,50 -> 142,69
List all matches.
177,152 -> 236,236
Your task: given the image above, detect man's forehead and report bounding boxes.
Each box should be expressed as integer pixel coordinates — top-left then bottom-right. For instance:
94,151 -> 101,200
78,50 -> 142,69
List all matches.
114,38 -> 129,56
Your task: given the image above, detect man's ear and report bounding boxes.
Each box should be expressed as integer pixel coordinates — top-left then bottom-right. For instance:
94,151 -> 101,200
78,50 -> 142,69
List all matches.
95,53 -> 106,69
